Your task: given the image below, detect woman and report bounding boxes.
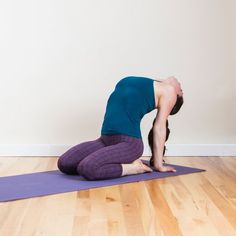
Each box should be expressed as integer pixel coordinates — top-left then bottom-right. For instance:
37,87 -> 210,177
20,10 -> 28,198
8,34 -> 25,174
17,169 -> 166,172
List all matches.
57,76 -> 184,180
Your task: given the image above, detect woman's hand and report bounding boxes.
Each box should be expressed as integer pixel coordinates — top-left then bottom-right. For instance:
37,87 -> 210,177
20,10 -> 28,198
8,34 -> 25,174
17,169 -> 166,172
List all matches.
154,165 -> 176,173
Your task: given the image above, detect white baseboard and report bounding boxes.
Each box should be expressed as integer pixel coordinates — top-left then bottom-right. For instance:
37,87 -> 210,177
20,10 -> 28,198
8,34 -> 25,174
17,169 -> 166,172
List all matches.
0,144 -> 235,157
163,144 -> 236,156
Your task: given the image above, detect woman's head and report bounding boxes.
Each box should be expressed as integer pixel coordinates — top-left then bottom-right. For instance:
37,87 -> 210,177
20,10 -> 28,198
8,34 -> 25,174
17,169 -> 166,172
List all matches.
170,95 -> 184,115
157,77 -> 184,115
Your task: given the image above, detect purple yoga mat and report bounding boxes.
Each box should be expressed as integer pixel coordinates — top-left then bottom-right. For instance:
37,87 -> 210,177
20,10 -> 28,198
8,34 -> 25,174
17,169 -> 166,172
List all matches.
0,160 -> 205,202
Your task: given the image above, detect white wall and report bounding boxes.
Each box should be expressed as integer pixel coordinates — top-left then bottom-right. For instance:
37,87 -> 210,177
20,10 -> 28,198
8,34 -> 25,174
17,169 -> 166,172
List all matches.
0,0 -> 235,156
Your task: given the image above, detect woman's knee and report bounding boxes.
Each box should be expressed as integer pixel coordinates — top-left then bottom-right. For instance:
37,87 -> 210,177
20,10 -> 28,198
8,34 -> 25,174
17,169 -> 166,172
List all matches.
57,154 -> 77,175
57,156 -> 67,172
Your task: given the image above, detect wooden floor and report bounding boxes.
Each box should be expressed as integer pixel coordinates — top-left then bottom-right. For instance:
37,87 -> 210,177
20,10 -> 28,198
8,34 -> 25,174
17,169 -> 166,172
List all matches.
0,156 -> 236,236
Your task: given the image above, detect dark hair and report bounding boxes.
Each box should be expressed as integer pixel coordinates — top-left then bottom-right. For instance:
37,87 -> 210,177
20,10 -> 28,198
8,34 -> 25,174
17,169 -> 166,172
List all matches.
170,94 -> 184,115
148,95 -> 184,166
154,79 -> 184,115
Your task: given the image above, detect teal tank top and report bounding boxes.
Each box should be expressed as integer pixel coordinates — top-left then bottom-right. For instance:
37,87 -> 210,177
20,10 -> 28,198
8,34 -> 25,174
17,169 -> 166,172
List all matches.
101,76 -> 157,139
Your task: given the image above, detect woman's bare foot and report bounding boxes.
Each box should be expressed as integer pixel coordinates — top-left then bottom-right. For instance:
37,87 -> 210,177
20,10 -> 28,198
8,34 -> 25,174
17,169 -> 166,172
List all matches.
121,159 -> 153,176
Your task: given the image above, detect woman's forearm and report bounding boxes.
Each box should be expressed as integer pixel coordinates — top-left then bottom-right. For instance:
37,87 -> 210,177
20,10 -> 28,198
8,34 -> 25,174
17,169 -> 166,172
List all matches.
153,127 -> 166,168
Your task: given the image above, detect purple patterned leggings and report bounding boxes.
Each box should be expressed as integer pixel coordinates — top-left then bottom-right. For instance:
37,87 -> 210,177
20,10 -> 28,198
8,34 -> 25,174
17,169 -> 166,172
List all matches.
57,134 -> 144,180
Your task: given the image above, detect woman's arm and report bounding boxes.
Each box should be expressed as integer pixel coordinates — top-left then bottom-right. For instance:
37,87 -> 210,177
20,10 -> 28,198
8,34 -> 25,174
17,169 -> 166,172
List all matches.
153,125 -> 166,168
153,86 -> 177,172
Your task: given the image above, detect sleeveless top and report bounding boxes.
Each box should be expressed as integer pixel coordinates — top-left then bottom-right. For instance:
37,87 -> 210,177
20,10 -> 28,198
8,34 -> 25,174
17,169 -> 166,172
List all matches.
100,76 -> 157,139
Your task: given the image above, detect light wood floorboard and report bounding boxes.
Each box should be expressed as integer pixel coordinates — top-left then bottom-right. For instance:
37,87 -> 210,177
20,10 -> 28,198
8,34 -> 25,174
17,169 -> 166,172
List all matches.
0,156 -> 236,236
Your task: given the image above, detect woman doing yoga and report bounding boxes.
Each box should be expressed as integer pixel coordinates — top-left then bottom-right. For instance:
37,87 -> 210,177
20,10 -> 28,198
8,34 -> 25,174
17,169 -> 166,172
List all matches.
57,76 -> 184,180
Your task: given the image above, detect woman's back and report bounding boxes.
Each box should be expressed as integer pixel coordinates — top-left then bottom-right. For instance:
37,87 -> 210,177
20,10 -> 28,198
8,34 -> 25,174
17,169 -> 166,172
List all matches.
101,76 -> 157,139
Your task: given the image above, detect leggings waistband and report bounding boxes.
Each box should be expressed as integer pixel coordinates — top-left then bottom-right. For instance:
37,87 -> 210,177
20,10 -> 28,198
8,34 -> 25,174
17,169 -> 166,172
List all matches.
100,134 -> 143,145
